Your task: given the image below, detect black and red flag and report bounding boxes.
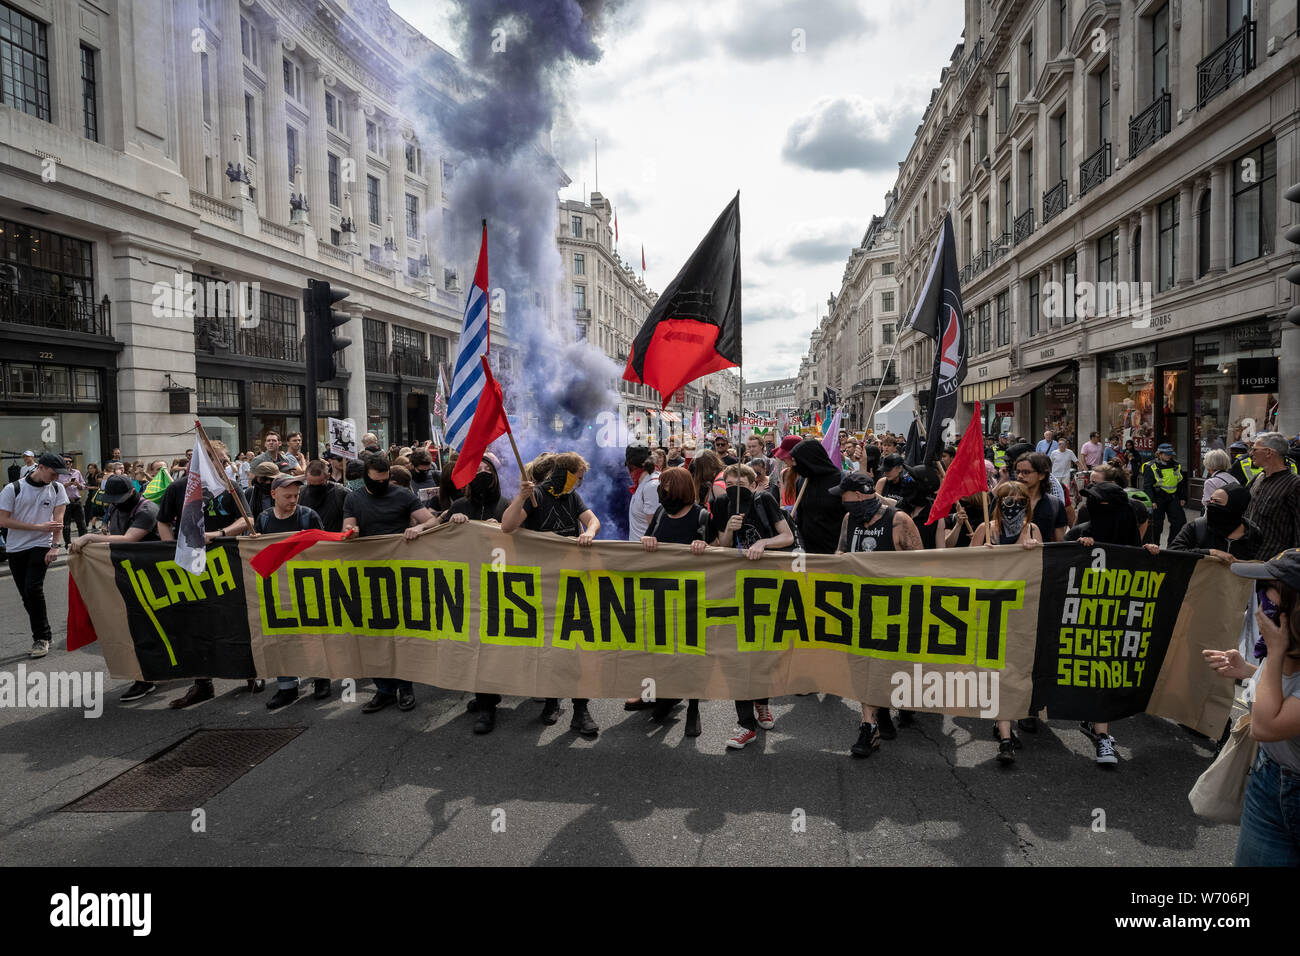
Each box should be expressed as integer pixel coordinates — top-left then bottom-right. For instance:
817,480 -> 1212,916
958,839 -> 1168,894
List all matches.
623,192 -> 741,408
903,212 -> 967,467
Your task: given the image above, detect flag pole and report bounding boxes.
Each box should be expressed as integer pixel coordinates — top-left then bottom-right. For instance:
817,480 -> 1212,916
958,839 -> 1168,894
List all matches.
981,490 -> 991,545
194,420 -> 254,534
735,367 -> 743,514
865,334 -> 905,435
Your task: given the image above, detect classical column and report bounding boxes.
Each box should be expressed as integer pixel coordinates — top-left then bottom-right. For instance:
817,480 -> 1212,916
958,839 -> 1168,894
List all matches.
1117,216 -> 1131,295
348,95 -> 370,250
343,305 -> 370,439
1139,204 -> 1154,287
387,122 -> 409,275
1207,163 -> 1227,273
215,0 -> 247,202
261,27 -> 290,223
1076,356 -> 1098,445
1176,182 -> 1194,286
1073,241 -> 1090,319
173,0 -> 206,188
305,66 -> 330,236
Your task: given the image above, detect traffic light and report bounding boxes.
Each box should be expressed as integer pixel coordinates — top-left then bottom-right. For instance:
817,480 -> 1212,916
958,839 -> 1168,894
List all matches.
304,279 -> 352,381
1287,183 -> 1300,326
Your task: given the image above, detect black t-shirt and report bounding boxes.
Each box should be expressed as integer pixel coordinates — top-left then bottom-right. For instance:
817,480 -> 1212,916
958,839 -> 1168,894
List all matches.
645,504 -> 709,545
709,491 -> 788,551
446,495 -> 507,522
255,506 -> 322,534
343,486 -> 422,537
1030,493 -> 1068,542
521,489 -> 589,537
298,482 -> 348,532
157,478 -> 249,534
839,506 -> 898,553
410,471 -> 440,509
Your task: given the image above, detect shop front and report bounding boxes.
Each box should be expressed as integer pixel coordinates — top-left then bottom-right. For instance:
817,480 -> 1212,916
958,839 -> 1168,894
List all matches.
961,356 -> 1010,437
197,375 -> 345,457
987,363 -> 1072,445
1098,316 -> 1280,478
1031,365 -> 1079,450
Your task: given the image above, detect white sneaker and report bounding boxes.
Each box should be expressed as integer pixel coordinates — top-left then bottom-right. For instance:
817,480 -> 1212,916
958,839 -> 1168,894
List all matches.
29,640 -> 50,659
754,703 -> 775,730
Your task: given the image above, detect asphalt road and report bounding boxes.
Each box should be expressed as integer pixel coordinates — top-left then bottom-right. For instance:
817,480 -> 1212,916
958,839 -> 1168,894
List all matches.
0,564 -> 1240,866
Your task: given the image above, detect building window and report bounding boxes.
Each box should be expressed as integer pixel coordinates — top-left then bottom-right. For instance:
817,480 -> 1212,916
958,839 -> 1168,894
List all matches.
1053,111 -> 1067,183
1001,176 -> 1011,235
0,218 -> 96,308
244,93 -> 256,158
1057,0 -> 1069,51
1097,229 -> 1118,314
978,302 -> 992,353
573,253 -> 584,276
995,73 -> 1010,135
392,325 -> 425,356
1152,3 -> 1169,98
1198,189 -> 1212,277
977,108 -> 989,158
1028,274 -> 1041,337
282,58 -> 300,102
327,153 -> 340,207
240,16 -> 259,68
573,286 -> 586,311
325,92 -> 338,129
363,318 -> 387,370
366,176 -> 380,225
1233,140 -> 1276,265
981,198 -> 990,249
1158,195 -> 1178,291
286,126 -> 298,184
366,120 -> 379,154
996,291 -> 1009,346
570,215 -> 582,238
200,52 -> 212,126
430,335 -> 448,373
1062,252 -> 1078,324
883,323 -> 895,346
1020,29 -> 1034,98
405,143 -> 418,174
329,228 -> 340,246
369,243 -> 380,262
881,291 -> 895,313
80,44 -> 98,142
1097,64 -> 1110,150
198,377 -> 240,410
882,261 -> 893,275
405,194 -> 419,238
1132,225 -> 1142,283
0,3 -> 50,122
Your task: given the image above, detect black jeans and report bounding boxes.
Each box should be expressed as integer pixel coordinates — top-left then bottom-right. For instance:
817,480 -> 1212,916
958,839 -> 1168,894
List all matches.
1148,494 -> 1186,544
735,699 -> 770,731
8,547 -> 52,644
374,679 -> 413,696
546,697 -> 589,710
476,692 -> 502,710
63,500 -> 86,538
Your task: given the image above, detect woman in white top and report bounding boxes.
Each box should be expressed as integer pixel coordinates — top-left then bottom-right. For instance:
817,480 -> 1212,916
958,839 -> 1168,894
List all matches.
1200,448 -> 1239,506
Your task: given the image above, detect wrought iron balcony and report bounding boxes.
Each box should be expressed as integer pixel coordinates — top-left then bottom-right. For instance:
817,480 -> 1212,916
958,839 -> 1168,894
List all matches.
195,315 -> 301,362
1013,208 -> 1035,245
1042,179 -> 1068,222
958,36 -> 984,91
1128,90 -> 1171,160
970,250 -> 990,276
990,231 -> 1011,264
960,264 -> 973,285
0,288 -> 111,337
1079,142 -> 1112,197
1198,18 -> 1255,109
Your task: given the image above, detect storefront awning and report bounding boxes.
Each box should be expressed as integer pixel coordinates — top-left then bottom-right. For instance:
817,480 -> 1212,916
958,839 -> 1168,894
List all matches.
988,365 -> 1070,402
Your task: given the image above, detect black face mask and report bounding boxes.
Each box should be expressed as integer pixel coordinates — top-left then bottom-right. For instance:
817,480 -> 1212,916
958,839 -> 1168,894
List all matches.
1205,503 -> 1242,537
729,487 -> 754,512
364,476 -> 390,496
845,496 -> 882,520
658,487 -> 687,513
468,471 -> 496,502
414,468 -> 430,480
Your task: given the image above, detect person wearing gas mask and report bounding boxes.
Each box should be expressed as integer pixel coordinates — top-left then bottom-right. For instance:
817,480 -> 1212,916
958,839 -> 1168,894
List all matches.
501,451 -> 602,735
342,455 -> 439,715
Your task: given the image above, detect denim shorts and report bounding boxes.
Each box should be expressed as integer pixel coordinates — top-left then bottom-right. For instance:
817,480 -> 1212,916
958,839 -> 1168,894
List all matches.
1234,749 -> 1300,867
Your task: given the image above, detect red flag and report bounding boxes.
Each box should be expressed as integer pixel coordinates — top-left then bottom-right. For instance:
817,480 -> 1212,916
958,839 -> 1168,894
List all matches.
451,355 -> 510,489
67,574 -> 99,651
926,401 -> 988,525
251,527 -> 358,578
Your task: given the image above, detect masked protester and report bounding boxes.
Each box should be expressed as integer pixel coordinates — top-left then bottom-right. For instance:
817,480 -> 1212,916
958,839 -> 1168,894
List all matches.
442,453 -> 507,524
247,460 -> 280,517
788,439 -> 846,556
409,448 -> 440,510
637,466 -> 711,735
1170,484 -> 1256,563
342,456 -> 439,714
501,451 -> 602,735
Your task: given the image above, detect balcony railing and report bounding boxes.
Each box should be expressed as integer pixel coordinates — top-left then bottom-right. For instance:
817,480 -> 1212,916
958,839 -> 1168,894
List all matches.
1013,208 -> 1035,245
958,36 -> 984,90
1079,142 -> 1112,197
990,231 -> 1011,264
960,264 -> 973,285
1129,90 -> 1171,160
0,288 -> 111,336
195,316 -> 300,362
1198,18 -> 1255,109
364,350 -> 435,379
970,250 -> 990,276
1042,179 -> 1068,223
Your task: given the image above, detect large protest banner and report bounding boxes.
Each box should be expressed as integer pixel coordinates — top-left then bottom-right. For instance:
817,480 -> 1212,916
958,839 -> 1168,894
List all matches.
68,525 -> 1249,734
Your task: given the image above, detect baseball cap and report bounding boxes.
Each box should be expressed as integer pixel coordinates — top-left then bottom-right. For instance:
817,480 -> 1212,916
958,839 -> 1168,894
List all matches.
1157,443 -> 1174,455
1231,548 -> 1300,593
36,451 -> 69,474
99,474 -> 135,503
271,474 -> 305,490
773,435 -> 801,462
829,472 -> 874,496
252,461 -> 280,479
882,453 -> 905,470
22,449 -> 34,457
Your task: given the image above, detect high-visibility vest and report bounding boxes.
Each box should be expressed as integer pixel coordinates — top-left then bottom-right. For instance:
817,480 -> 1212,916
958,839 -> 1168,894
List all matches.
993,448 -> 1006,469
1237,455 -> 1262,483
1145,459 -> 1183,494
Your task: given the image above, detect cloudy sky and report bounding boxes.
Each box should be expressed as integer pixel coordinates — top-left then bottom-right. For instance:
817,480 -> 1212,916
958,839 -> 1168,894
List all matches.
391,0 -> 965,382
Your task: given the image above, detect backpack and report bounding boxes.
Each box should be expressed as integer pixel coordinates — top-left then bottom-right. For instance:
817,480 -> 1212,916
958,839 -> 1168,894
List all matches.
255,506 -> 314,534
645,504 -> 710,543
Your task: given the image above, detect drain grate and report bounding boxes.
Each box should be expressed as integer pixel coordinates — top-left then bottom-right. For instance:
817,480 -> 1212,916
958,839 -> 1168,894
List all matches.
62,727 -> 305,812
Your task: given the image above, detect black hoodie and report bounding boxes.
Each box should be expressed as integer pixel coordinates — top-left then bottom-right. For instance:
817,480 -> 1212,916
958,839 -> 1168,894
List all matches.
789,439 -> 846,554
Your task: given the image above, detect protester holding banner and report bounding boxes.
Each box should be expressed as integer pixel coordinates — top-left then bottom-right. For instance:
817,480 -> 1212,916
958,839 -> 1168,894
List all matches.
344,455 -> 438,714
626,446 -> 660,541
1170,485 -> 1256,563
298,460 -> 348,532
970,482 -> 1043,549
789,439 -> 846,556
440,453 -> 507,524
1228,549 -> 1300,866
1013,453 -> 1067,543
502,452 -> 601,735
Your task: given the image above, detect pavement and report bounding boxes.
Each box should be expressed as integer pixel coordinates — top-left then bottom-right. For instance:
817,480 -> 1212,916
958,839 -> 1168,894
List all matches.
0,564 -> 1241,866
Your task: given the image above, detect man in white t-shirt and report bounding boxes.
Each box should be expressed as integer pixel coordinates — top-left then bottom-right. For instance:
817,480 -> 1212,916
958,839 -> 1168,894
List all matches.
1050,437 -> 1079,482
18,450 -> 36,478
0,452 -> 69,658
626,446 -> 660,541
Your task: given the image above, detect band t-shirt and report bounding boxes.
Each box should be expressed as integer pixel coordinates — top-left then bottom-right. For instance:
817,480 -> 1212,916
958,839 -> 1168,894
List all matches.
344,486 -> 422,537
521,490 -> 588,538
839,507 -> 898,553
708,492 -> 787,551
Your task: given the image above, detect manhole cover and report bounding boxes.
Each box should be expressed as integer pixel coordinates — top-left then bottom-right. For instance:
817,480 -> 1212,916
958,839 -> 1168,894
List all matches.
62,728 -> 305,812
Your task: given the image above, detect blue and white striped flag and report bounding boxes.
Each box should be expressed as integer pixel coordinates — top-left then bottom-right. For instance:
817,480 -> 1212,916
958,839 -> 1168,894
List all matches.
446,222 -> 490,451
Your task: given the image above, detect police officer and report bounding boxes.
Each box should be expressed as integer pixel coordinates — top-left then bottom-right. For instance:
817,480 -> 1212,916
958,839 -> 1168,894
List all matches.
1142,442 -> 1187,545
1231,438 -> 1297,486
